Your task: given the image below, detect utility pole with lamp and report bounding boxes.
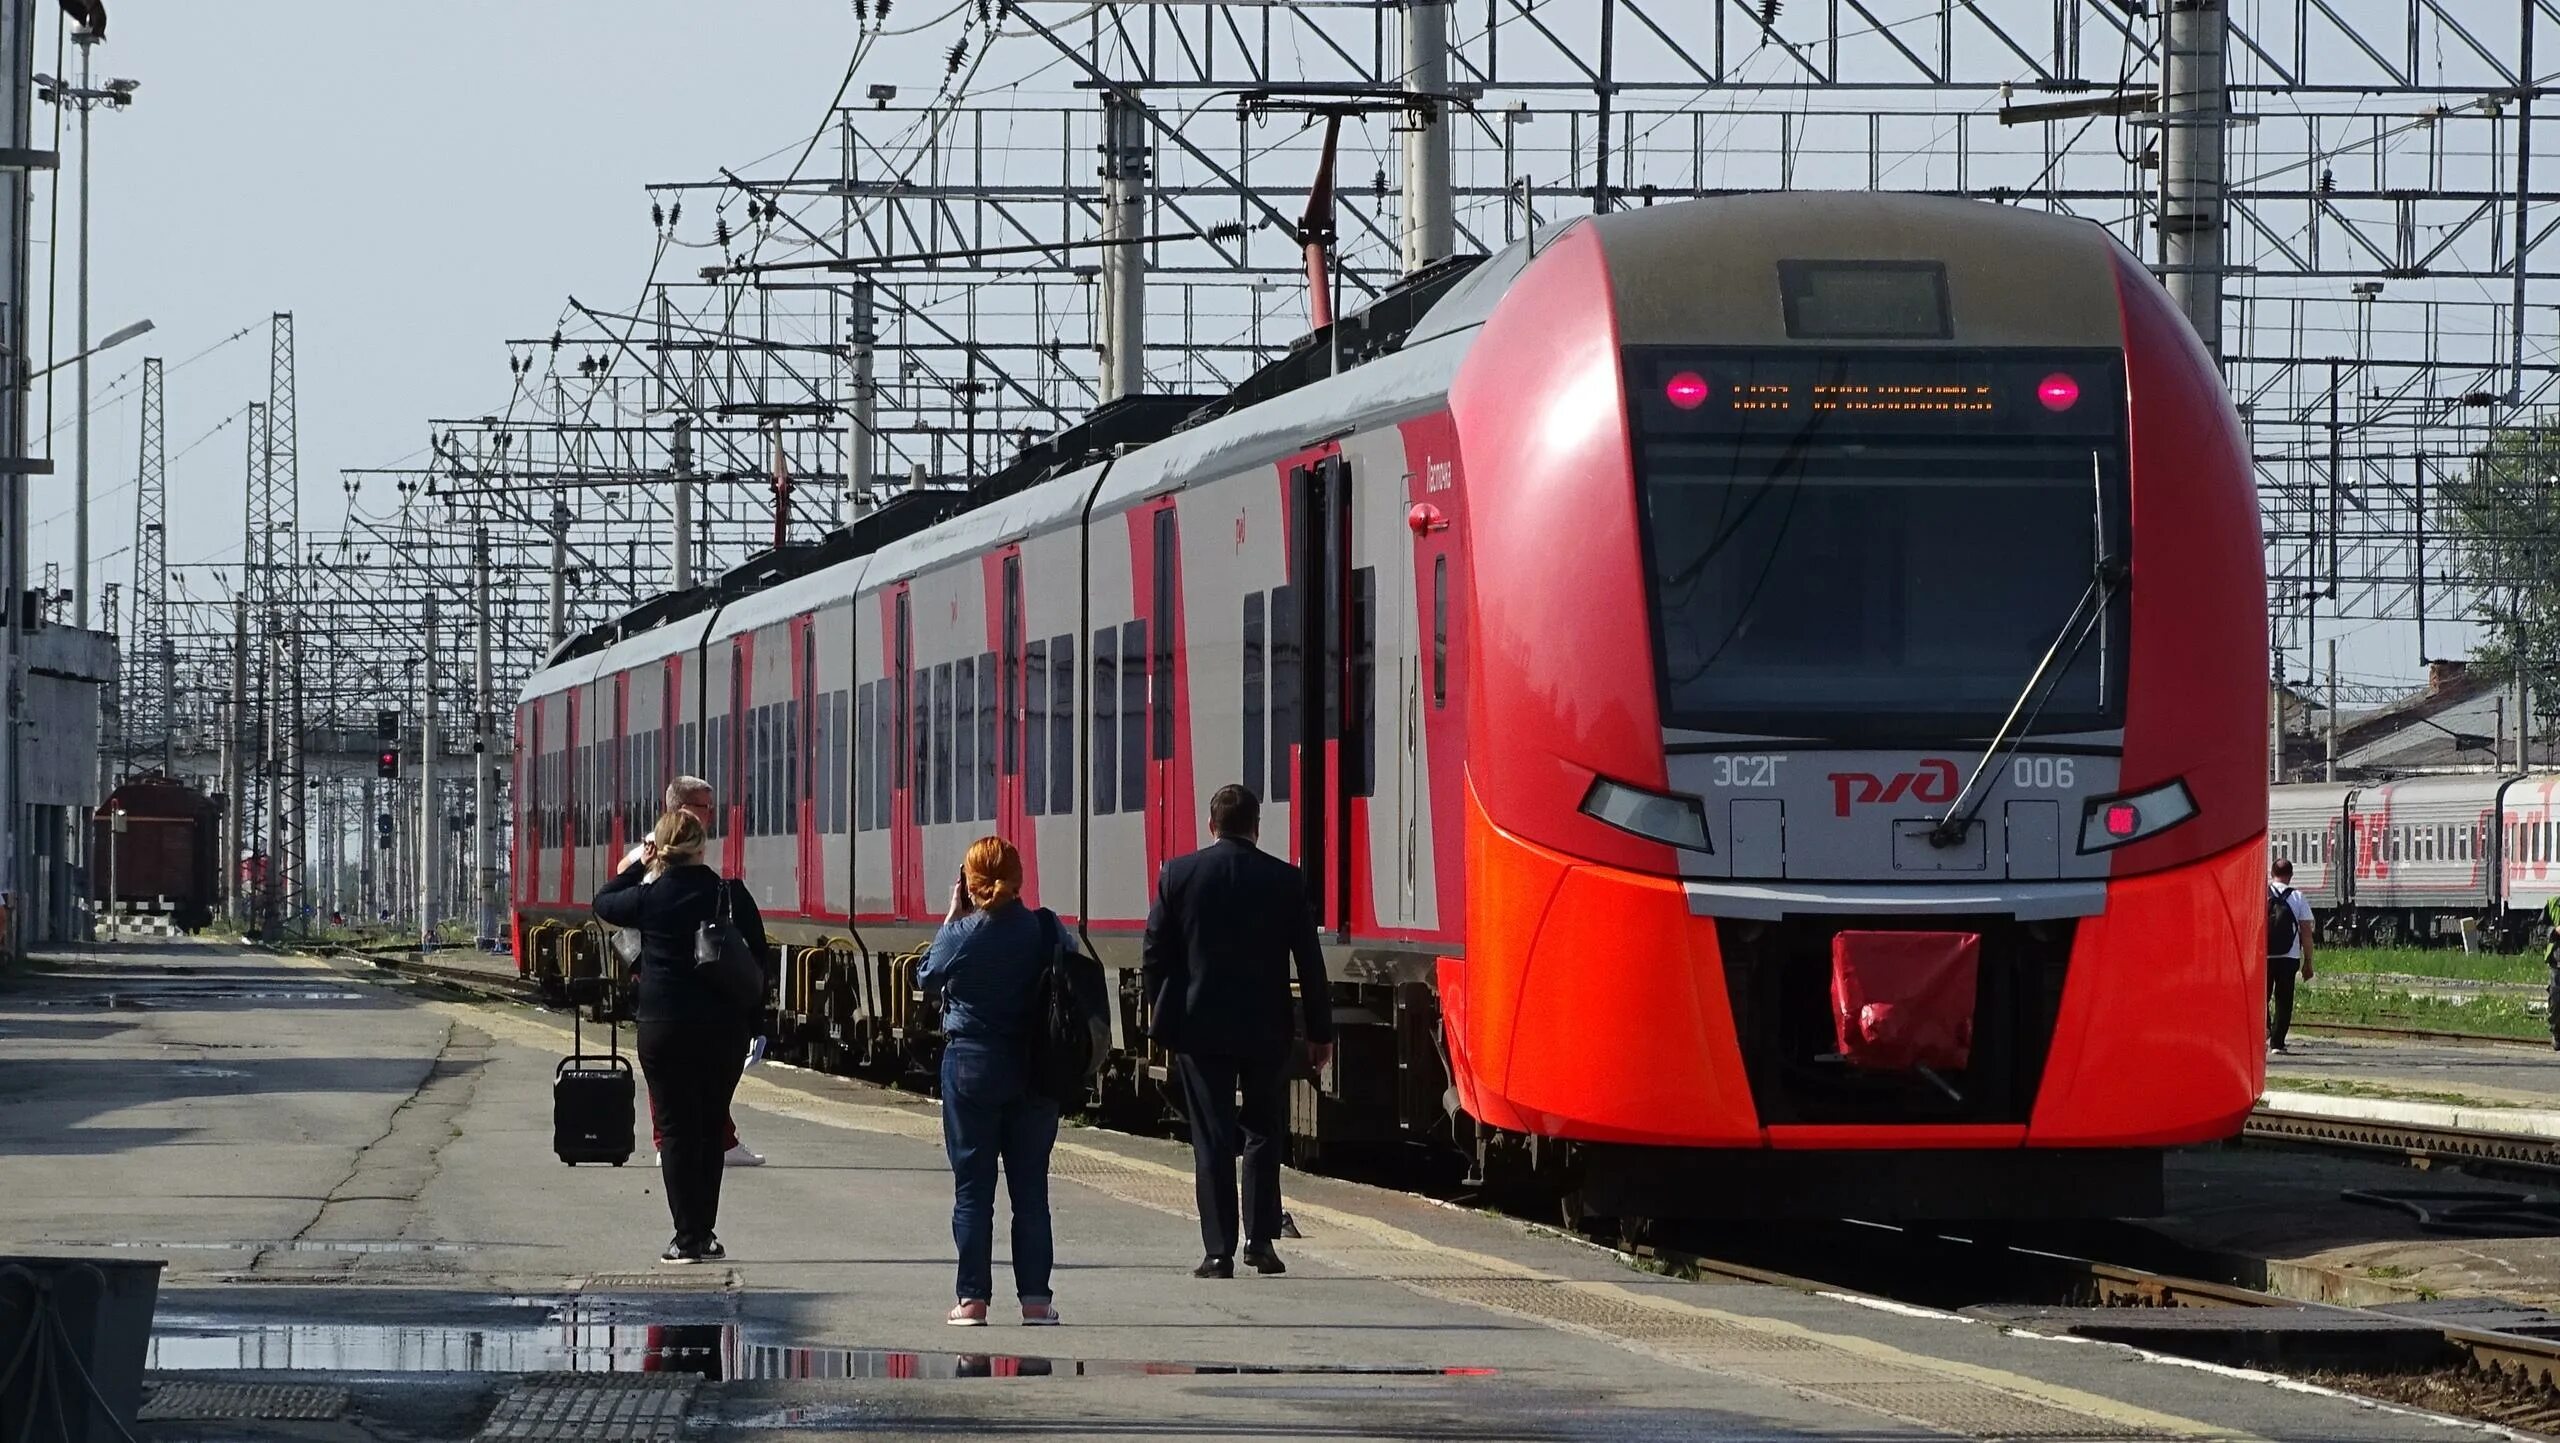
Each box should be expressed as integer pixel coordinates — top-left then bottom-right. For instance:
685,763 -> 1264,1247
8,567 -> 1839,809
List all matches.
32,27 -> 133,629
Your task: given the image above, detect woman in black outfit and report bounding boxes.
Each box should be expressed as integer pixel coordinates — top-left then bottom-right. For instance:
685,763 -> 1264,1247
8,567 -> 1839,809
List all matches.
593,809 -> 766,1264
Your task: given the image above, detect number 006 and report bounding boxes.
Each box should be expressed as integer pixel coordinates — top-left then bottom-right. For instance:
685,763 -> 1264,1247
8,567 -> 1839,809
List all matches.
2011,757 -> 2076,790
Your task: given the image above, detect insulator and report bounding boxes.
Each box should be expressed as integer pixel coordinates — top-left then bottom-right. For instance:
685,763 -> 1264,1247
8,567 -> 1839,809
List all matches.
1759,0 -> 1781,22
651,199 -> 665,229
854,0 -> 867,18
947,38 -> 968,73
1372,166 -> 1387,200
715,217 -> 731,249
2319,168 -> 2337,194
977,0 -> 992,20
877,0 -> 890,19
669,201 -> 682,228
549,330 -> 563,351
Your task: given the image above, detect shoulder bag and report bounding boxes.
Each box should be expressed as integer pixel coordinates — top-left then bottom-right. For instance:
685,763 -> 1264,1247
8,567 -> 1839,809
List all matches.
694,880 -> 768,1024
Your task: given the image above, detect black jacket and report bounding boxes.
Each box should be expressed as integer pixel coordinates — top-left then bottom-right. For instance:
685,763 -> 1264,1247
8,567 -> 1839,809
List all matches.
1141,837 -> 1333,1065
592,861 -> 771,1026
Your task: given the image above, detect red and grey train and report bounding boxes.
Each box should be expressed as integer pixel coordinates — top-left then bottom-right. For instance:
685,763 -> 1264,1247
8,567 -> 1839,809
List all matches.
513,193 -> 2268,1218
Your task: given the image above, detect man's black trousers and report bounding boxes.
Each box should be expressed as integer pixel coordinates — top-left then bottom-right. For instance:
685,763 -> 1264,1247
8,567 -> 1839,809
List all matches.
1175,1052 -> 1289,1261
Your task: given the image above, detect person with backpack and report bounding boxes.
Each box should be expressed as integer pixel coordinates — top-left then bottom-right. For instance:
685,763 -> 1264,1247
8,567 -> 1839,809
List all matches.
2267,858 -> 2316,1054
592,810 -> 762,1265
917,836 -> 1063,1328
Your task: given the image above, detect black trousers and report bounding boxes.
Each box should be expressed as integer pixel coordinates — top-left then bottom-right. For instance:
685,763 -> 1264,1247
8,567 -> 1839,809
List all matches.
637,1021 -> 749,1249
1175,1052 -> 1288,1260
2266,958 -> 2299,1049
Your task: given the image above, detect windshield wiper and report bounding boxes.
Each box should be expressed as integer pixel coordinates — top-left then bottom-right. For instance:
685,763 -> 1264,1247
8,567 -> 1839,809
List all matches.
1930,454 -> 2124,850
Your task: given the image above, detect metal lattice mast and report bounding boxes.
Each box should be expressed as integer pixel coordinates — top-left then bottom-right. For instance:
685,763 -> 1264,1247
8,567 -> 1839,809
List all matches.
130,355 -> 166,767
264,313 -> 306,933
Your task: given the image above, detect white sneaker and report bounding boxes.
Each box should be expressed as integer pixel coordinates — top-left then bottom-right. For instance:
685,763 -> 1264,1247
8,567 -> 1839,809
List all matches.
723,1144 -> 766,1167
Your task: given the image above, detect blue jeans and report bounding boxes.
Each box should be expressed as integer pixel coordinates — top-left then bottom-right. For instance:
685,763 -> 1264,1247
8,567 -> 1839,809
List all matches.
940,1036 -> 1060,1304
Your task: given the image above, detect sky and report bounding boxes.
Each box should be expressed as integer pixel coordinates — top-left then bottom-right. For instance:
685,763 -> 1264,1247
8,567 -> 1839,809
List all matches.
8,1 -> 2515,700
22,1 -> 880,607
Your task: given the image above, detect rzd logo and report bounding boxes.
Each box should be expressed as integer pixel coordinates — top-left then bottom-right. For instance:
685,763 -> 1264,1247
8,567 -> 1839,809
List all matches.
1828,759 -> 1958,817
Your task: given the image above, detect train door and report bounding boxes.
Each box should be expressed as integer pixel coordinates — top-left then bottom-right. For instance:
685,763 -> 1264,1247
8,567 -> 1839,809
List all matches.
1289,455 -> 1357,932
1142,502 -> 1189,882
890,583 -> 920,920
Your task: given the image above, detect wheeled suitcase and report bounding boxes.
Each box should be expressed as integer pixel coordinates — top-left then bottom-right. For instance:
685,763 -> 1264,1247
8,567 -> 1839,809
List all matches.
554,1002 -> 635,1166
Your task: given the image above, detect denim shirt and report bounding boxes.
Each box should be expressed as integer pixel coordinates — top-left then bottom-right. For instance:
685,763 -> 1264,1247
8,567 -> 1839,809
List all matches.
918,903 -> 1054,1041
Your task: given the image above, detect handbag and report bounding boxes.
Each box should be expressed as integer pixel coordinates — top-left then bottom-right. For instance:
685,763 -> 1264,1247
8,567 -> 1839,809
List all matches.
693,881 -> 767,1023
1025,908 -> 1112,1106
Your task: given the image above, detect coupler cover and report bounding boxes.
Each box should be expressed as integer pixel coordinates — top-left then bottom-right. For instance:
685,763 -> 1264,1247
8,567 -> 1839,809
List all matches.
1830,930 -> 1980,1072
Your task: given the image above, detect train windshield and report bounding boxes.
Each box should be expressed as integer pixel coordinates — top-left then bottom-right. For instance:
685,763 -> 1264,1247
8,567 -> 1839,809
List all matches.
1627,349 -> 2129,742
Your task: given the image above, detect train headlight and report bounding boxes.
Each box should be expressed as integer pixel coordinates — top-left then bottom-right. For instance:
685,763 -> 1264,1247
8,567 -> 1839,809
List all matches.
2077,779 -> 2198,853
1579,776 -> 1711,853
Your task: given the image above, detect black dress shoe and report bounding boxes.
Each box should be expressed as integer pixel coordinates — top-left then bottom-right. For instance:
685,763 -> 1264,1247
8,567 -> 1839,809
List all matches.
1241,1242 -> 1287,1275
1191,1256 -> 1233,1279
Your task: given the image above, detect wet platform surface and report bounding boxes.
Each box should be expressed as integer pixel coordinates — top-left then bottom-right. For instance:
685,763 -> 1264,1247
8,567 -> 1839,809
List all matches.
0,941 -> 2526,1441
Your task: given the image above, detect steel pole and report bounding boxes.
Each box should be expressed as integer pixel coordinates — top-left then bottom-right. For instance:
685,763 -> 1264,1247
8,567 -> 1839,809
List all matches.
419,596 -> 436,951
1098,91 -> 1146,402
69,30 -> 88,627
474,524 -> 497,948
0,0 -> 30,960
670,416 -> 694,590
845,282 -> 874,525
1400,0 -> 1454,272
2159,0 -> 2227,361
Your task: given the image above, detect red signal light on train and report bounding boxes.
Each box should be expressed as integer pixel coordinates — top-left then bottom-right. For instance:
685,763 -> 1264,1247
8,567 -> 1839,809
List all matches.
1664,371 -> 1710,410
2103,802 -> 2140,837
2036,372 -> 2081,412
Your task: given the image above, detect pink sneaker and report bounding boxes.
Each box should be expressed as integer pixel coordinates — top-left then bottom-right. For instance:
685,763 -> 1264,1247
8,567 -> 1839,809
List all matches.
1020,1302 -> 1060,1326
945,1300 -> 988,1327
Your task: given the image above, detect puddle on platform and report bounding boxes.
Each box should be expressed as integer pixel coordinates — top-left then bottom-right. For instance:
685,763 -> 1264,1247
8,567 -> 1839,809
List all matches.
105,1240 -> 474,1254
27,990 -> 360,1009
150,1306 -> 1494,1381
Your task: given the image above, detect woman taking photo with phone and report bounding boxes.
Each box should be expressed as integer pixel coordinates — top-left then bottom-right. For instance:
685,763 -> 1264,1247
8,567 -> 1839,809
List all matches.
918,836 -> 1063,1326
593,809 -> 764,1265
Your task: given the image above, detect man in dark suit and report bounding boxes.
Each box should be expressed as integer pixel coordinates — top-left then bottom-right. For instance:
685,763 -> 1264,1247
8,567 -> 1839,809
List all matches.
1142,783 -> 1335,1277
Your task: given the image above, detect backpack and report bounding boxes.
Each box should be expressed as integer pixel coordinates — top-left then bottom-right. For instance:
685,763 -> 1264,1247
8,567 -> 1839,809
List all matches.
1026,908 -> 1112,1106
2266,885 -> 2299,956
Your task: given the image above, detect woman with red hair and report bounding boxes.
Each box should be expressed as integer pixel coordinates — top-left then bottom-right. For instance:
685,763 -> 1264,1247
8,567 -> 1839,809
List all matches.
917,836 -> 1064,1327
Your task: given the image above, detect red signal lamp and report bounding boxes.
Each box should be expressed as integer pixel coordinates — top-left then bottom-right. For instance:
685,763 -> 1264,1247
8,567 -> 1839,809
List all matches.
1664,371 -> 1710,410
2036,372 -> 2081,412
2103,802 -> 2139,838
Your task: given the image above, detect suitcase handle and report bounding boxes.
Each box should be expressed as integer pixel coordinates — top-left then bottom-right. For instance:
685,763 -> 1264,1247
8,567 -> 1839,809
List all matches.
556,1053 -> 633,1078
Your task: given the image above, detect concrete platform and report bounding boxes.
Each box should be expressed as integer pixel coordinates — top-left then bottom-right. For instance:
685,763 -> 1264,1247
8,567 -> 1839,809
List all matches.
0,940 -> 2523,1441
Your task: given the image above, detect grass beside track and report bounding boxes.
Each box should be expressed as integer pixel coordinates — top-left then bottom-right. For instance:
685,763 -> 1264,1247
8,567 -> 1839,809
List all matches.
2313,945 -> 2547,985
2294,978 -> 2547,1041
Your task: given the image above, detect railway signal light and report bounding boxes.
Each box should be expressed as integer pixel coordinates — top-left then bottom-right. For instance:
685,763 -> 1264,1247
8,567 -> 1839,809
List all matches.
1663,371 -> 1710,410
377,749 -> 400,779
375,710 -> 399,741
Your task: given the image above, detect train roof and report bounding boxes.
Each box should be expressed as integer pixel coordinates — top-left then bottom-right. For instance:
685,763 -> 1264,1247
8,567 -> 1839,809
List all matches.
518,192 -> 2134,708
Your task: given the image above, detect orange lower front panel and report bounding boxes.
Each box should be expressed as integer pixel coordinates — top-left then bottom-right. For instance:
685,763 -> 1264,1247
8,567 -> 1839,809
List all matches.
1450,786 -> 2264,1150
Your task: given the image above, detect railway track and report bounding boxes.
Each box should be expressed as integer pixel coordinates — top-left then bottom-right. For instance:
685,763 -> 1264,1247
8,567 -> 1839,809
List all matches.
1623,1219 -> 2560,1435
2297,1020 -> 2550,1050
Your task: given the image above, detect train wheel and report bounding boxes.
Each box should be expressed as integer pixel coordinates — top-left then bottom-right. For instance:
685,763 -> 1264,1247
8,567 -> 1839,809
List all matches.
2366,911 -> 2406,947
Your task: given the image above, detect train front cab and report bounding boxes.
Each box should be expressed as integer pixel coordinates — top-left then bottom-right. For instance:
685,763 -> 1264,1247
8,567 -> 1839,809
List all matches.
1440,196 -> 2267,1219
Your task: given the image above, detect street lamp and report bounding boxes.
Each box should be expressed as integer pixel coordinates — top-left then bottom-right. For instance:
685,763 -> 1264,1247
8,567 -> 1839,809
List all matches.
37,26 -> 136,631
24,317 -> 150,380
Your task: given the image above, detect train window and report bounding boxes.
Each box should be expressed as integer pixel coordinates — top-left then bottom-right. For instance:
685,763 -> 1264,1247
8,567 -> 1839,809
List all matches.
873,679 -> 892,829
1123,619 -> 1149,810
1776,260 -> 1952,340
1025,640 -> 1049,816
954,656 -> 978,826
856,685 -> 875,832
786,698 -> 801,837
1050,634 -> 1076,817
978,653 -> 997,821
934,662 -> 955,827
1432,556 -> 1448,709
1002,555 -> 1022,776
745,707 -> 762,838
1153,508 -> 1177,761
1352,566 -> 1376,798
835,690 -> 852,834
1269,585 -> 1297,803
814,699 -> 831,835
1242,592 -> 1266,800
912,668 -> 930,824
1092,628 -> 1118,816
894,593 -> 913,794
